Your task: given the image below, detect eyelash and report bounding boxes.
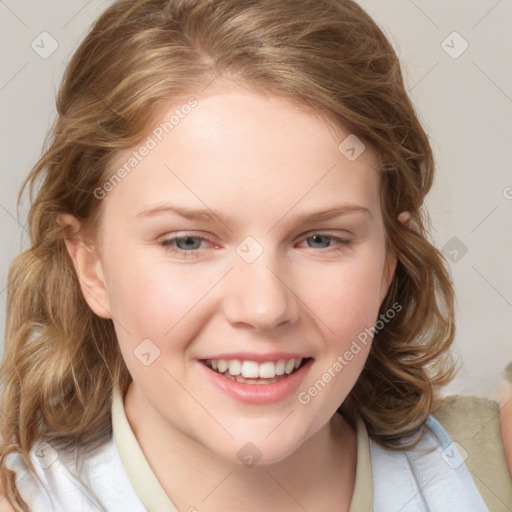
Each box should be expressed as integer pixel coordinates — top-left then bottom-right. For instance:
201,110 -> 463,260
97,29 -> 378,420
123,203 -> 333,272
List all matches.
159,233 -> 352,259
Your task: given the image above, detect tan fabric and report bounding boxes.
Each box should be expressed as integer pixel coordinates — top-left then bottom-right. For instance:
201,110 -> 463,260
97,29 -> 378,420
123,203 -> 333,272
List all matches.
112,385 -> 179,511
433,395 -> 512,512
112,384 -> 373,511
348,416 -> 374,512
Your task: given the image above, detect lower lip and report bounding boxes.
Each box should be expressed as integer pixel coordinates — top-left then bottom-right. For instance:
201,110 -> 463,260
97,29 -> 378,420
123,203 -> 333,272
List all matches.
199,359 -> 313,405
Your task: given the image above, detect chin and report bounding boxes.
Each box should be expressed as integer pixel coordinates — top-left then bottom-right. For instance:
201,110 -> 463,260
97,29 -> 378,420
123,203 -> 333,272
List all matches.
209,429 -> 305,468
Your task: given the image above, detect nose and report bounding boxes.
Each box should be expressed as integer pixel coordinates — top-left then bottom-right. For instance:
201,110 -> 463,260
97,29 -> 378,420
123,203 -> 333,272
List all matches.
222,252 -> 301,332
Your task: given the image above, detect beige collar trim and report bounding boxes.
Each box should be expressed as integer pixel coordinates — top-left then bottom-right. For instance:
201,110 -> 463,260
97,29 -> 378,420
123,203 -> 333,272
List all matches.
112,384 -> 373,511
112,383 -> 179,511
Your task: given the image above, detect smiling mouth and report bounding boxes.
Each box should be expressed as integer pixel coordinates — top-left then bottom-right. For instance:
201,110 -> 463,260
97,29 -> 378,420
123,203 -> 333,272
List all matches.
201,358 -> 312,385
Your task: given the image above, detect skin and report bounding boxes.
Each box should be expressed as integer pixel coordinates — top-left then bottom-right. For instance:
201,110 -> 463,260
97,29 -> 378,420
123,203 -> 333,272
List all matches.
61,82 -> 402,511
0,84 -> 506,512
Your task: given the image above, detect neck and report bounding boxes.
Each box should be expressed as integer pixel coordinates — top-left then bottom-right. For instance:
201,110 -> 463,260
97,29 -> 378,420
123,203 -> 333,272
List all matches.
123,383 -> 357,511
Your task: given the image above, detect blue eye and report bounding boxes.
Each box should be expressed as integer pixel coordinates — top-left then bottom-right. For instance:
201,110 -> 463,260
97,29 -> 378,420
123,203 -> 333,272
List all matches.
160,235 -> 210,258
302,234 -> 350,250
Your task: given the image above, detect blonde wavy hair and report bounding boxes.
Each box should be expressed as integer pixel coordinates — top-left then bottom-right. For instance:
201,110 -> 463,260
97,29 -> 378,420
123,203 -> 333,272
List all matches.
1,0 -> 456,509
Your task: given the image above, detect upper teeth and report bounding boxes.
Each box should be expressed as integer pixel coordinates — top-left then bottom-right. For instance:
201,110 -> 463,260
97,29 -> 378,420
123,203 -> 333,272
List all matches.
207,358 -> 303,379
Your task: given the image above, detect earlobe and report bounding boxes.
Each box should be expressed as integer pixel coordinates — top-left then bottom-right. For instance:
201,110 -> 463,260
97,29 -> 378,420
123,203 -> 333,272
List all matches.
57,214 -> 112,319
397,211 -> 412,225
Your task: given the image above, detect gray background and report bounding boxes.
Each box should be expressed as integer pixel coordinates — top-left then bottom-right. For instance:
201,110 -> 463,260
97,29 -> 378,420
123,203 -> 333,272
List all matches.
1,0 -> 511,399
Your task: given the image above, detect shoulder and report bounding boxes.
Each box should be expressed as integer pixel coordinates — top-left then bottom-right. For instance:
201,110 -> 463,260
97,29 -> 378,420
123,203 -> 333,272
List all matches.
499,383 -> 512,475
3,437 -> 114,511
0,477 -> 16,512
0,468 -> 18,511
433,394 -> 512,511
3,434 -> 147,512
0,498 -> 16,512
432,393 -> 501,442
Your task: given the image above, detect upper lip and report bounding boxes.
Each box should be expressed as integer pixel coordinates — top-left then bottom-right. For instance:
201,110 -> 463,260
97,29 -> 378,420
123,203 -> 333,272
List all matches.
199,352 -> 311,363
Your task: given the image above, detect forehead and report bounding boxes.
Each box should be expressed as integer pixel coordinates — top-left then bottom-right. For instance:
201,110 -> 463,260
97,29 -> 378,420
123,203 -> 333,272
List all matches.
102,86 -> 382,226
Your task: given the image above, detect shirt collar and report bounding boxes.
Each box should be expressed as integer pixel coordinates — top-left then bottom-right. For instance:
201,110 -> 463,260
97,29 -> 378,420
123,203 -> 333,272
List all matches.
112,383 -> 374,511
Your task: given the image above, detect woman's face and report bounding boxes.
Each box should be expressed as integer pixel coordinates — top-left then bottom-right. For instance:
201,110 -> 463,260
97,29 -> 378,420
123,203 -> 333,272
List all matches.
86,83 -> 396,464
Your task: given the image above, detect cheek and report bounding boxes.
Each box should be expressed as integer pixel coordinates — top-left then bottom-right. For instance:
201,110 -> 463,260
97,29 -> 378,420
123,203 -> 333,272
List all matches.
106,258 -> 217,385
302,252 -> 387,341
295,256 -> 384,414
103,249 -> 219,337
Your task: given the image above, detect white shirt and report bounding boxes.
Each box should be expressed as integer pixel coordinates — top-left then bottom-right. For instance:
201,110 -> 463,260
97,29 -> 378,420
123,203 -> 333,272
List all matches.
4,384 -> 488,511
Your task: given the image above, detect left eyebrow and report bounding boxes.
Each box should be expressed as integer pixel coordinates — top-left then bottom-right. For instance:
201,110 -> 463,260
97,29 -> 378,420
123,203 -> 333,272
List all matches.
135,201 -> 371,227
289,204 -> 371,225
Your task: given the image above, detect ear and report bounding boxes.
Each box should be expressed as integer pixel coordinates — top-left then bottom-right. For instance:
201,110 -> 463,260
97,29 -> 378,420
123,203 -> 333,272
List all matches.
57,214 -> 112,319
378,211 -> 411,304
379,249 -> 397,304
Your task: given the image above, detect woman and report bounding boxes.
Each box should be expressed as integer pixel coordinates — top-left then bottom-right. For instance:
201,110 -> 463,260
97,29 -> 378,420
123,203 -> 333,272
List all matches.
1,0 -> 510,510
